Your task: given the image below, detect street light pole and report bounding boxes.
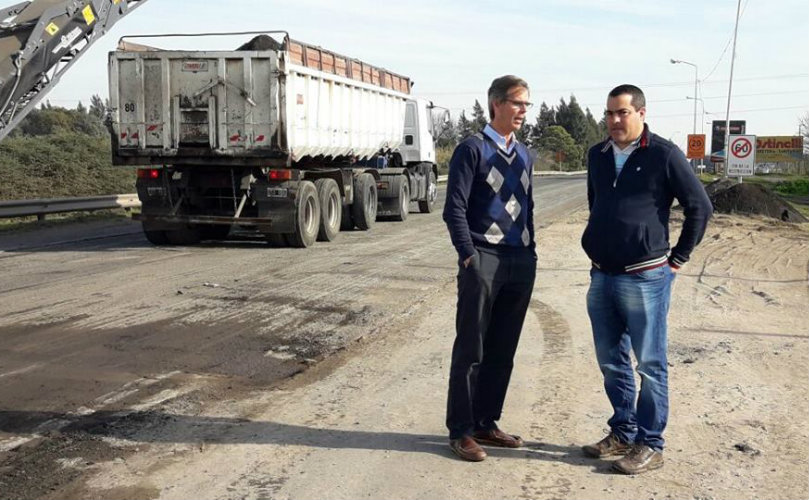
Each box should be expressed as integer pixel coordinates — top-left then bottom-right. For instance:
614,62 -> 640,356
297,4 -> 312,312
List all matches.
686,96 -> 705,134
671,58 -> 699,170
686,96 -> 705,168
799,123 -> 807,175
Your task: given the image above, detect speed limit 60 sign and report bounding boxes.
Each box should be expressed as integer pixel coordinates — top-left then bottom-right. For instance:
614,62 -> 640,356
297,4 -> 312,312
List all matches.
727,134 -> 756,176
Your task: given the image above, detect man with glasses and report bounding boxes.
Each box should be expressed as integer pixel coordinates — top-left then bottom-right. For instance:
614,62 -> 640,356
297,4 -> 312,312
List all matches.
442,75 -> 536,461
581,84 -> 712,474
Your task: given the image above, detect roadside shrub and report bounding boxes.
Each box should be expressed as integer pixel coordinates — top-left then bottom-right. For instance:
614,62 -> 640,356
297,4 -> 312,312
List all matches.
774,178 -> 809,197
436,145 -> 453,175
0,132 -> 135,200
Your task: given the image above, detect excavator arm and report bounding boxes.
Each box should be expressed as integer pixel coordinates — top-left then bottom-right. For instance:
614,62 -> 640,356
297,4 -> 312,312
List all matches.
0,0 -> 148,142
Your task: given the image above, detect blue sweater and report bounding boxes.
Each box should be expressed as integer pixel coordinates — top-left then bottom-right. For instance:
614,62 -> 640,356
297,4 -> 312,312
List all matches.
582,125 -> 713,273
443,132 -> 535,260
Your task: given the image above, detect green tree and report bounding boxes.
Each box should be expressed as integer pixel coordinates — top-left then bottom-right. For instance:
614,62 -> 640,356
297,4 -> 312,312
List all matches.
457,111 -> 475,140
89,94 -> 108,120
597,115 -> 608,138
555,95 -> 589,145
12,107 -> 106,137
536,125 -> 583,170
530,102 -> 556,144
434,115 -> 458,149
0,101 -> 133,201
584,107 -> 603,150
471,99 -> 488,132
516,122 -> 532,146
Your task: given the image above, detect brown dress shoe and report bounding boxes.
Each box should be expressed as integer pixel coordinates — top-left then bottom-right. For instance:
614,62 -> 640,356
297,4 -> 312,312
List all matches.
449,435 -> 487,462
582,432 -> 631,458
472,428 -> 524,448
612,445 -> 664,474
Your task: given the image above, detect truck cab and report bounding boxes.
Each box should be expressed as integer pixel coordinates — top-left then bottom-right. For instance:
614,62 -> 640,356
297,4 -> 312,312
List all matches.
400,98 -> 447,165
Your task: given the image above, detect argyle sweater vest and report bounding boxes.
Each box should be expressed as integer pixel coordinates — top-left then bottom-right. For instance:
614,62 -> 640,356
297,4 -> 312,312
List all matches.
443,132 -> 535,259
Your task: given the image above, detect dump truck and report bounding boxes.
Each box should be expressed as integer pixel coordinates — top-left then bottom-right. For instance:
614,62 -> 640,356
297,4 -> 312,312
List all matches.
108,32 -> 446,247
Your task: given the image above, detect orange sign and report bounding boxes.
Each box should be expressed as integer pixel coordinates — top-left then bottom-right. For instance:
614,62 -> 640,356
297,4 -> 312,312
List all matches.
687,134 -> 706,159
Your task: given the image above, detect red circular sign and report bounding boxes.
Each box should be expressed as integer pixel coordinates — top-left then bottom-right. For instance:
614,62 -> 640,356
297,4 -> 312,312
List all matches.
731,137 -> 753,159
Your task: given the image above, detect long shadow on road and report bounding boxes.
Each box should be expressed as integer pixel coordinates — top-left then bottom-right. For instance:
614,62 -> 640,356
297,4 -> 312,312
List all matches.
0,409 -> 590,467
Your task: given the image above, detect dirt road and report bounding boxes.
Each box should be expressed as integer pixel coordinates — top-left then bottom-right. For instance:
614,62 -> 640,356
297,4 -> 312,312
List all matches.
1,178 -> 807,499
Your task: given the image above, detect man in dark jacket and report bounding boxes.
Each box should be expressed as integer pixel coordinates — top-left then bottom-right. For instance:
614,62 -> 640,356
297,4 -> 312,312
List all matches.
442,75 -> 536,462
580,84 -> 712,474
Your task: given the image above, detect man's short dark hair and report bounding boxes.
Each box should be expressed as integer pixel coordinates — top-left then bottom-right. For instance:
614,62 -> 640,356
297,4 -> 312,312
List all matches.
488,75 -> 529,119
608,84 -> 646,110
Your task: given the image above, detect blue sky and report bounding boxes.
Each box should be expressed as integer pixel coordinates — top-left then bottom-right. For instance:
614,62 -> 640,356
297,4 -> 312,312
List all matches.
41,0 -> 809,151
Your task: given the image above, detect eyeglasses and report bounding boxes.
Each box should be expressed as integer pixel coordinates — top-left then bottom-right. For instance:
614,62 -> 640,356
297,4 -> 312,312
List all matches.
506,99 -> 533,109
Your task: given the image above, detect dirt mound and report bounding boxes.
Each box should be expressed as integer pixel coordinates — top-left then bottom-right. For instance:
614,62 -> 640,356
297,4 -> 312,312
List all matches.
704,178 -> 736,198
236,35 -> 283,51
707,181 -> 808,222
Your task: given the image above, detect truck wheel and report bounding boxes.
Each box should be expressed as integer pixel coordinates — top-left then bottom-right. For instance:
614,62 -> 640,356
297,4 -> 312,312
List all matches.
165,225 -> 201,245
392,175 -> 410,222
352,172 -> 377,230
418,170 -> 437,213
197,224 -> 231,241
286,180 -> 320,248
265,233 -> 287,247
314,178 -> 341,241
142,221 -> 169,245
340,204 -> 354,231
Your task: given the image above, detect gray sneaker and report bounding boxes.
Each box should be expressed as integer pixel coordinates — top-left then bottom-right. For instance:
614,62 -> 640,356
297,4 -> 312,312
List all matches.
612,445 -> 664,474
582,432 -> 631,458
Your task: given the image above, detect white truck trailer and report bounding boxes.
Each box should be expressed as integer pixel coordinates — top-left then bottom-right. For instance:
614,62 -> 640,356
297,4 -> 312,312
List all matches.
108,33 -> 444,247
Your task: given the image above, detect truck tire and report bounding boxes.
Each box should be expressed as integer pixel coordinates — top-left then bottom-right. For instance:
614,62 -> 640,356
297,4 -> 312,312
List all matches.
340,205 -> 354,231
197,224 -> 231,241
392,175 -> 410,222
286,180 -> 320,248
352,172 -> 377,231
418,170 -> 437,213
165,225 -> 201,245
142,221 -> 169,245
265,233 -> 287,247
314,178 -> 341,241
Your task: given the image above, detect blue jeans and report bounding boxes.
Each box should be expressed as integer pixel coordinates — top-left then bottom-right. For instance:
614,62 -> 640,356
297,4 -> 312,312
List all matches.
586,265 -> 675,451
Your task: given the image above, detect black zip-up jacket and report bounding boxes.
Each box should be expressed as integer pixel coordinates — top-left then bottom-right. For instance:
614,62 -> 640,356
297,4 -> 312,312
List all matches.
581,124 -> 713,273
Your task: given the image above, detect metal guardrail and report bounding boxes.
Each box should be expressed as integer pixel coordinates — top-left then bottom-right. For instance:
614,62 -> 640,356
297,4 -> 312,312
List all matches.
0,194 -> 140,219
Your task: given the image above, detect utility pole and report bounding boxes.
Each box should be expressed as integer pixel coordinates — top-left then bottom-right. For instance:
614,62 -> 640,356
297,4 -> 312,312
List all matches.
724,0 -> 743,181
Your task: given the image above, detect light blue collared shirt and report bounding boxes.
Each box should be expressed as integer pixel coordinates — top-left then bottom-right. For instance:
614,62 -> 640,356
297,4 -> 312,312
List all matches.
483,124 -> 516,154
611,136 -> 641,178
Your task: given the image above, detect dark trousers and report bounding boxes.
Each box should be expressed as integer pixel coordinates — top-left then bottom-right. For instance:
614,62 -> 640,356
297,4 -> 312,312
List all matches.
446,246 -> 536,439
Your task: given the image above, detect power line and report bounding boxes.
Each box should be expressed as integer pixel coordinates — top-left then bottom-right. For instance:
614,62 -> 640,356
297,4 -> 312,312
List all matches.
702,0 -> 750,82
579,89 -> 809,108
698,90 -> 808,100
652,104 -> 808,119
417,73 -> 809,96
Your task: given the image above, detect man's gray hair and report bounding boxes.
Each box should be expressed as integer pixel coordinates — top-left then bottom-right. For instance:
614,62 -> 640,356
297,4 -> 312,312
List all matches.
488,75 -> 529,120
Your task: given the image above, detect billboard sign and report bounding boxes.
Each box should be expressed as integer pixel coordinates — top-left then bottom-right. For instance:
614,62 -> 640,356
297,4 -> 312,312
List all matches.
727,134 -> 756,176
755,136 -> 803,163
711,120 -> 746,155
